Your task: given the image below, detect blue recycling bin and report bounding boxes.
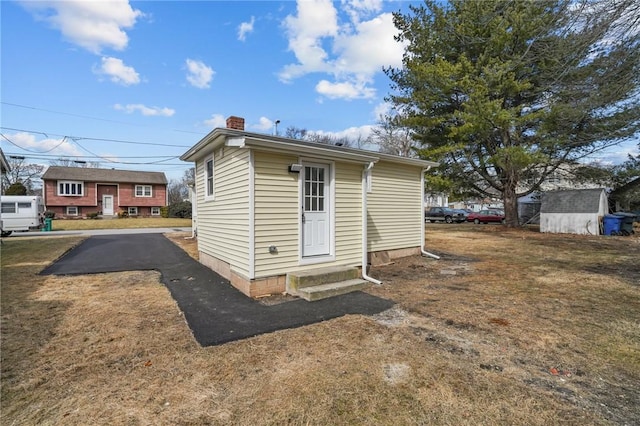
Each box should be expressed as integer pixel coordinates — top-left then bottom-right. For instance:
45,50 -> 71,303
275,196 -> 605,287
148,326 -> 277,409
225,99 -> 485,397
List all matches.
603,215 -> 623,236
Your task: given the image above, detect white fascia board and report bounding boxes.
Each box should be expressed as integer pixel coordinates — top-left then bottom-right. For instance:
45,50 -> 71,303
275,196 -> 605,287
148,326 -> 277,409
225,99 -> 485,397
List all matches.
375,152 -> 439,168
180,130 -> 226,162
226,137 -> 246,147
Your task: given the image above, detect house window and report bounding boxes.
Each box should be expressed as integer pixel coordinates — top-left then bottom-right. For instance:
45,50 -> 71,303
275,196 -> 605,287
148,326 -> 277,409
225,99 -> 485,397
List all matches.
58,181 -> 84,196
66,206 -> 78,216
205,157 -> 214,199
135,185 -> 152,197
128,207 -> 138,216
1,202 -> 16,214
151,207 -> 160,216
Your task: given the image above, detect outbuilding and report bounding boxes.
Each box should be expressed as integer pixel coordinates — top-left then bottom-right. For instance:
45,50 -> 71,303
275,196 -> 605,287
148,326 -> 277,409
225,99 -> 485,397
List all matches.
180,116 -> 438,300
539,188 -> 608,235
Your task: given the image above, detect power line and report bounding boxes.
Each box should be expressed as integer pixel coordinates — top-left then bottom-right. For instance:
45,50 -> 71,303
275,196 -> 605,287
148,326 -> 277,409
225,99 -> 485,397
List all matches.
3,151 -> 178,159
1,126 -> 192,148
6,153 -> 186,166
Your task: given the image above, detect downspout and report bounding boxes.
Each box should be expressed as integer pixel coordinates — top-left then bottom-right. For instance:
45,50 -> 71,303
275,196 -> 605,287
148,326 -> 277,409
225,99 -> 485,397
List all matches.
421,167 -> 441,260
188,183 -> 197,239
362,162 -> 382,285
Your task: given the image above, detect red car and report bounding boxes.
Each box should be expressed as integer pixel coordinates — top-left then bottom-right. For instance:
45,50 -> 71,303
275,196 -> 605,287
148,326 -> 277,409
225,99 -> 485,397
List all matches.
467,210 -> 505,224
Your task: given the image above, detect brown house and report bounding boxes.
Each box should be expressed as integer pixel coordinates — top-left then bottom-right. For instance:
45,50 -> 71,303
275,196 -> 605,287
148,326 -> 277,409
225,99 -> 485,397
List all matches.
41,166 -> 168,218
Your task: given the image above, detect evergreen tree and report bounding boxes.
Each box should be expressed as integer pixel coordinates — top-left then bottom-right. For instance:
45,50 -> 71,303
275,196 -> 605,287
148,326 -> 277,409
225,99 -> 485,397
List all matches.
386,0 -> 640,225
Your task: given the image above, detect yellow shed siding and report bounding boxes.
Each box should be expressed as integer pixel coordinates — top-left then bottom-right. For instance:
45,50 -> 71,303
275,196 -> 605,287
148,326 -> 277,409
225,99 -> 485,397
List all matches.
196,147 -> 250,277
367,161 -> 423,252
334,164 -> 363,262
253,152 -> 300,277
253,153 -> 363,278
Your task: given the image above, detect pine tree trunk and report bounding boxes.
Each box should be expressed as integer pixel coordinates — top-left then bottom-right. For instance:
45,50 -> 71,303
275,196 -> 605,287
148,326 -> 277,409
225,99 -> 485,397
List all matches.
502,183 -> 519,227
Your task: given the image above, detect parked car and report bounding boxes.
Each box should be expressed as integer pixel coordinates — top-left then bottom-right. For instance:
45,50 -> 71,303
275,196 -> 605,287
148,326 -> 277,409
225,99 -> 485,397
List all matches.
467,209 -> 506,224
451,209 -> 470,219
425,207 -> 466,223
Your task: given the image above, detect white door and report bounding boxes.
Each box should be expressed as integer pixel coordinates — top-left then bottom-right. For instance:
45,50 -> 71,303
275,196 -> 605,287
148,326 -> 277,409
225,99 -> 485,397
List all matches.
102,195 -> 114,215
302,163 -> 330,257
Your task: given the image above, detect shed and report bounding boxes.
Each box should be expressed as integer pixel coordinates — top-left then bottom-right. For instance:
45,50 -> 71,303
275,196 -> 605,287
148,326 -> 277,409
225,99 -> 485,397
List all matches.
180,116 -> 438,300
540,188 -> 608,235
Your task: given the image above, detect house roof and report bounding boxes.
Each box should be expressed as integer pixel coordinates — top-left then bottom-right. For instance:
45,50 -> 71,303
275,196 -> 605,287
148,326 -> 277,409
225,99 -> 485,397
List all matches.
180,128 -> 438,169
540,188 -> 607,213
0,148 -> 9,173
42,166 -> 168,184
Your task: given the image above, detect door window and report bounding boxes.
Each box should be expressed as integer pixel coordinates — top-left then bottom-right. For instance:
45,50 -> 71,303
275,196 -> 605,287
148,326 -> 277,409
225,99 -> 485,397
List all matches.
304,166 -> 325,212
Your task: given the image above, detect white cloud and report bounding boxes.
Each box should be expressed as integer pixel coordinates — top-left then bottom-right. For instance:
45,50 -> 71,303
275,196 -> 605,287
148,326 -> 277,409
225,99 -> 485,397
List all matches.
94,56 -> 140,85
373,101 -> 392,119
279,1 -> 405,101
308,124 -> 376,148
280,0 -> 339,81
185,59 -> 215,89
6,132 -> 84,156
341,0 -> 383,23
238,16 -> 255,41
114,104 -> 175,117
333,13 -> 404,75
253,117 -> 274,132
316,79 -> 375,100
19,0 -> 143,54
203,114 -> 226,129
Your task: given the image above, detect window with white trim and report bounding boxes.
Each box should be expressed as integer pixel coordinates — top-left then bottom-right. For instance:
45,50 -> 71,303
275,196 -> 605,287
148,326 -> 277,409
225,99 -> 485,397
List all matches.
204,157 -> 214,200
151,207 -> 160,216
58,181 -> 84,196
135,185 -> 152,197
66,206 -> 78,216
128,207 -> 138,216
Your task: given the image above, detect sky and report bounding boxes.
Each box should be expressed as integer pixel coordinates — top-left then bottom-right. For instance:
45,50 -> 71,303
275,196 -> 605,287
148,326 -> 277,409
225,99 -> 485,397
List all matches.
1,0 -> 637,183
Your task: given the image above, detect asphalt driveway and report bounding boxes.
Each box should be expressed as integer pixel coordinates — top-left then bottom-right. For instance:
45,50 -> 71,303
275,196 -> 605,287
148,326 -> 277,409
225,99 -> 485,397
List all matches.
40,234 -> 394,346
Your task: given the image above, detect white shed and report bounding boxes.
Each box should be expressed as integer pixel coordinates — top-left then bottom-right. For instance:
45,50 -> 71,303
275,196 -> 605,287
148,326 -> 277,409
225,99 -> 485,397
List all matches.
540,189 -> 608,235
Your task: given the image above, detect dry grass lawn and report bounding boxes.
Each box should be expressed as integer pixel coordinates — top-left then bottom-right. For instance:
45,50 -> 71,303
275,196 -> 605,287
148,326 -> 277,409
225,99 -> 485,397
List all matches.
1,227 -> 638,425
50,217 -> 191,231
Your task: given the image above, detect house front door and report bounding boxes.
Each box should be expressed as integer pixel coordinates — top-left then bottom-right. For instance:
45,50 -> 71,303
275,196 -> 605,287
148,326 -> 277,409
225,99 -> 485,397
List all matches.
301,163 -> 330,257
102,195 -> 114,216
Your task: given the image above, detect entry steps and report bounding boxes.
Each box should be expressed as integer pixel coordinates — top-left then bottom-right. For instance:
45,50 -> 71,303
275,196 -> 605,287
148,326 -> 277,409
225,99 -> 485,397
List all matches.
286,266 -> 369,302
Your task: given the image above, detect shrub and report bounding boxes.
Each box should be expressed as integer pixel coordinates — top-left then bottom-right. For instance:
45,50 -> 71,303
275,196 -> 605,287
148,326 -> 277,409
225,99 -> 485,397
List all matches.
44,211 -> 56,219
86,212 -> 100,219
5,182 -> 27,195
160,206 -> 169,218
168,201 -> 192,218
117,211 -> 129,218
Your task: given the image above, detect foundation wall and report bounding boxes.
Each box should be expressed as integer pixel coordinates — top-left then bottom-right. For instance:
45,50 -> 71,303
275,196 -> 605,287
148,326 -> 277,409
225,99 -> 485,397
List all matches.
199,250 -> 286,298
368,246 -> 421,266
200,246 -> 421,297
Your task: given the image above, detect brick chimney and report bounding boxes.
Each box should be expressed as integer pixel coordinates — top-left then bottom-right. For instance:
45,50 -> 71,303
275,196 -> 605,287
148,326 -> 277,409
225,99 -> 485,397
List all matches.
226,116 -> 245,130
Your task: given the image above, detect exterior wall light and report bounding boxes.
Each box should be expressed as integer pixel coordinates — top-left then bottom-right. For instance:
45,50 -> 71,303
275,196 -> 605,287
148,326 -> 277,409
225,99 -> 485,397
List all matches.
288,164 -> 303,173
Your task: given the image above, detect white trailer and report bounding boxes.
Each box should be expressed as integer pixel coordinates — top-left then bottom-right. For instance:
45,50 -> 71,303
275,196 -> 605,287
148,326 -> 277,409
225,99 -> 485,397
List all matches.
1,195 -> 45,237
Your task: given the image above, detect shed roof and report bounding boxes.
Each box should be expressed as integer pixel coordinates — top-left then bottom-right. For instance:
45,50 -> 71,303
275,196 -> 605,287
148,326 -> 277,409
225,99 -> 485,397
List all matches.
540,188 -> 607,213
42,166 -> 167,184
180,128 -> 438,169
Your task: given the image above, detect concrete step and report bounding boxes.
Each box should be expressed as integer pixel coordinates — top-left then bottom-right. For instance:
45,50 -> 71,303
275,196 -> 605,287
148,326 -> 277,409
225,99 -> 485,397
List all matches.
295,278 -> 369,302
287,266 -> 360,291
